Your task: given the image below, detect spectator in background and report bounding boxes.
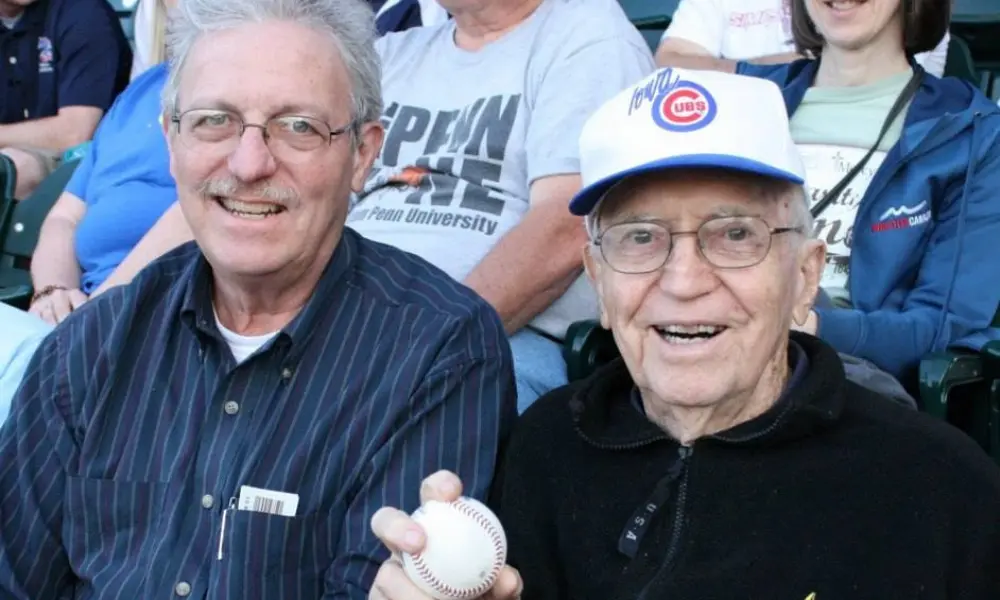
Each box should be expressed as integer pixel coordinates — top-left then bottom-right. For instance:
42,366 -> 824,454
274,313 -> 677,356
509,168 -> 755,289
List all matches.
0,0 -> 132,199
130,0 -> 171,80
0,44 -> 185,423
737,0 -> 1000,381
656,0 -> 949,77
0,0 -> 515,597
348,0 -> 655,411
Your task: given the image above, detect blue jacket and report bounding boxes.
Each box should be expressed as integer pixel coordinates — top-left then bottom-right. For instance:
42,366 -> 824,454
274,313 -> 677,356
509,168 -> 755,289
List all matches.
738,59 -> 1000,378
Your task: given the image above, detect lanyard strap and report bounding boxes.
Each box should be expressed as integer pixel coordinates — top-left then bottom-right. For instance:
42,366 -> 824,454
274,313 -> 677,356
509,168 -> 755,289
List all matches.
810,69 -> 924,218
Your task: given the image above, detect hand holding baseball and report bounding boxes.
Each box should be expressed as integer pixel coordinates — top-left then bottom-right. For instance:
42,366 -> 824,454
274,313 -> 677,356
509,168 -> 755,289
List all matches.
369,470 -> 522,600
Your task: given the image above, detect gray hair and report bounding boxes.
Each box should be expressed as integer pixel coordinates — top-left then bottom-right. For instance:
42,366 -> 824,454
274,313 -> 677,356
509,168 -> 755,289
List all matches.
161,0 -> 382,127
584,172 -> 812,241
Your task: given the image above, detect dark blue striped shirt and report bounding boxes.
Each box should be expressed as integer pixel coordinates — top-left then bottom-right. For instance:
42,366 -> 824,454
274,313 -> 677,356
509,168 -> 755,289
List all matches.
0,228 -> 516,599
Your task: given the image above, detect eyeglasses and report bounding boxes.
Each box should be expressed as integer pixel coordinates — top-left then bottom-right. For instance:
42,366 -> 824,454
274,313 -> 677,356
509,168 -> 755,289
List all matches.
593,216 -> 802,274
171,108 -> 353,161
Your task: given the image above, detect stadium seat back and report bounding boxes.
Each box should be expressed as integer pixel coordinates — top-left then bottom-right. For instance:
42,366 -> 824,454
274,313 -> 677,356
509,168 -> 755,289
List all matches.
0,160 -> 81,309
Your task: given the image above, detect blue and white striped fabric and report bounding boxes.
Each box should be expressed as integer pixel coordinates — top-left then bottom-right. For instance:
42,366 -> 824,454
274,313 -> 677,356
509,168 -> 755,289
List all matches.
0,228 -> 516,599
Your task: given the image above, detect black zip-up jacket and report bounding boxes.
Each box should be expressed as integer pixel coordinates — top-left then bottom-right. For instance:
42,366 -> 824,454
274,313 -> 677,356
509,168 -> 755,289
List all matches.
491,334 -> 1000,599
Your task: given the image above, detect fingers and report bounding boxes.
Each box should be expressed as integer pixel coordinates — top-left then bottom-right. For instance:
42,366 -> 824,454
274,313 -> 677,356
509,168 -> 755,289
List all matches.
419,470 -> 464,504
370,507 -> 425,555
484,567 -> 523,600
368,556 -> 435,600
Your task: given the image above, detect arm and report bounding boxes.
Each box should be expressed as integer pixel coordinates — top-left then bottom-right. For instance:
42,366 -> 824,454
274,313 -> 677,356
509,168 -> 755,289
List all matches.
30,191 -> 87,291
464,175 -> 589,333
323,319 -> 517,597
0,107 -> 104,151
90,202 -> 192,298
654,0 -> 801,70
0,334 -> 77,598
489,418 -> 565,599
815,141 -> 1000,377
465,37 -> 653,333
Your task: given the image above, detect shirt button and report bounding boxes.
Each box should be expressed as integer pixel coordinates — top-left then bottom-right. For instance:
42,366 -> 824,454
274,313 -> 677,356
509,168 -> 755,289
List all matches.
281,367 -> 294,380
174,581 -> 191,597
201,494 -> 214,509
224,401 -> 239,415
7,56 -> 14,64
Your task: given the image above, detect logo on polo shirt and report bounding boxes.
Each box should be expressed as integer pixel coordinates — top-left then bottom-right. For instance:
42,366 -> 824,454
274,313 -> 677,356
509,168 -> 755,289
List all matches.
37,37 -> 53,74
651,80 -> 717,133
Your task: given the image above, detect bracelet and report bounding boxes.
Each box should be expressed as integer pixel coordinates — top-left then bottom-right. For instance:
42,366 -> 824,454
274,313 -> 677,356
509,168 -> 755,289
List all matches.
31,285 -> 68,303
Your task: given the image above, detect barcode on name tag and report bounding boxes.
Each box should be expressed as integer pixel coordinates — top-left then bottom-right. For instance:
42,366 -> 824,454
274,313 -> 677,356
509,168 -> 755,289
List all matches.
237,485 -> 299,517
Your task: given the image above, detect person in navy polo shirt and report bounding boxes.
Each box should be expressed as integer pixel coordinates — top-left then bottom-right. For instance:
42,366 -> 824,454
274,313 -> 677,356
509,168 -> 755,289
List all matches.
0,0 -> 131,199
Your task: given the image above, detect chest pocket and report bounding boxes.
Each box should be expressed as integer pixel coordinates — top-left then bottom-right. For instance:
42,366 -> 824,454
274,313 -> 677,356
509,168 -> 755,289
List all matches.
218,510 -> 334,599
64,478 -> 166,586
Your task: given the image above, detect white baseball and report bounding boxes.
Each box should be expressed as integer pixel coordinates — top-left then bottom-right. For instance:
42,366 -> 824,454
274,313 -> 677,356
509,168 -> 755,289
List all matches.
401,497 -> 508,600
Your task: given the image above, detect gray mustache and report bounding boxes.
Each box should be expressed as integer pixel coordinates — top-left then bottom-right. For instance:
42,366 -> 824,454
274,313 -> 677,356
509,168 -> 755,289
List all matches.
199,178 -> 297,204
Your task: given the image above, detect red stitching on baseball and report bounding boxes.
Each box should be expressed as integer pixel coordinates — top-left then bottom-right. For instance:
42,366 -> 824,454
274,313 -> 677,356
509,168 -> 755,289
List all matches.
408,499 -> 505,599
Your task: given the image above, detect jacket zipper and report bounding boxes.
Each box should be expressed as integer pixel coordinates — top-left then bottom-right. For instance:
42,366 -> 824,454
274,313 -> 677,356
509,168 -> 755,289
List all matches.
634,446 -> 692,600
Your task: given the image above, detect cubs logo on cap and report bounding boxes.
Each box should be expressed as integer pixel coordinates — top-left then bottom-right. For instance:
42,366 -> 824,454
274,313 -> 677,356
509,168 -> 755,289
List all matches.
569,67 -> 806,217
652,81 -> 717,133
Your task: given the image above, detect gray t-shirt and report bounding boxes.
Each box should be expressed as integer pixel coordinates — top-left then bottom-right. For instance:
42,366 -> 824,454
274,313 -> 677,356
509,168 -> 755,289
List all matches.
347,0 -> 654,339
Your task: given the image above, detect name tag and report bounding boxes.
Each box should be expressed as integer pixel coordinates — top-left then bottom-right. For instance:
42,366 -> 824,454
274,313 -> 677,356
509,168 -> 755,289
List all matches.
237,485 -> 299,517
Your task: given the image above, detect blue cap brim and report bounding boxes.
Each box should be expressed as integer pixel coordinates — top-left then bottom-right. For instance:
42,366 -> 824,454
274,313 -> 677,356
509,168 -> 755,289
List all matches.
568,154 -> 805,216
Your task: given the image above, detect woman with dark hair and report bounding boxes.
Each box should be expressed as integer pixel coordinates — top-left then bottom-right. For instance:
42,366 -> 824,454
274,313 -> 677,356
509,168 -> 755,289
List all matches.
738,0 -> 1000,384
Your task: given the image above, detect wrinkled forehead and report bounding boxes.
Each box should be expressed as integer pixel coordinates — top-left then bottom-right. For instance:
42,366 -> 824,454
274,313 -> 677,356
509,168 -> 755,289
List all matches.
177,21 -> 350,119
592,169 -> 794,230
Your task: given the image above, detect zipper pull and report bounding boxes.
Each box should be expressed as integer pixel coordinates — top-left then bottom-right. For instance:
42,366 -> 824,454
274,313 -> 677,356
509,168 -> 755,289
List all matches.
217,497 -> 237,561
618,446 -> 693,558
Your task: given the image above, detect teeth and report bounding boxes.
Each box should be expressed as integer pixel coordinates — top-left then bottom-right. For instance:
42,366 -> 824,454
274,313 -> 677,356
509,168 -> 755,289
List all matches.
662,324 -> 723,335
828,0 -> 861,9
219,198 -> 283,216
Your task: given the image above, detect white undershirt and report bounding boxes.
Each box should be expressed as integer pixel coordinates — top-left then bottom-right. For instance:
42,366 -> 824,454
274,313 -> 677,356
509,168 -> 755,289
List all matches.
214,313 -> 279,364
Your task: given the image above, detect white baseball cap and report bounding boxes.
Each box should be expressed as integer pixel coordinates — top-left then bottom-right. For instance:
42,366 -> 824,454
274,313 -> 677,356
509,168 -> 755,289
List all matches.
569,67 -> 806,216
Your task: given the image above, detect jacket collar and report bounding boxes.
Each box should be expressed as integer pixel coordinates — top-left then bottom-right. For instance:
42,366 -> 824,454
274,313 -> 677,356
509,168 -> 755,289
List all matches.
570,333 -> 847,449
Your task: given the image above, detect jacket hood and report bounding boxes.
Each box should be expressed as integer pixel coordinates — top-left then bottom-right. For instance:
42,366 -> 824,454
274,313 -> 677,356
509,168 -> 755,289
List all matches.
569,333 -> 849,449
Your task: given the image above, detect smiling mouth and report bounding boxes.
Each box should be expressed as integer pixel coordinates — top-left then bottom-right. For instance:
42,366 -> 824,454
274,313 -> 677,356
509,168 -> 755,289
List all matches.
214,196 -> 287,220
654,324 -> 728,344
824,0 -> 866,10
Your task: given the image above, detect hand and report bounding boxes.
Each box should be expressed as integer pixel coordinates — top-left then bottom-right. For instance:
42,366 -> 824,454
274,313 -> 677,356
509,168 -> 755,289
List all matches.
369,470 -> 522,600
791,310 -> 818,335
29,288 -> 88,325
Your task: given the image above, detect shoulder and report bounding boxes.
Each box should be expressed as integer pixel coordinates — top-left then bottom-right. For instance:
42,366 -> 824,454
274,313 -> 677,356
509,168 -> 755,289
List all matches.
839,384 -> 1000,500
376,23 -> 450,65
48,0 -> 121,31
534,0 -> 651,59
105,63 -> 167,111
504,381 -> 585,463
345,229 -> 507,335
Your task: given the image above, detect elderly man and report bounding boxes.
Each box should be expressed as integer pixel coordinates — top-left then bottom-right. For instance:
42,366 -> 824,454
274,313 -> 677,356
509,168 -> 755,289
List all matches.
346,0 -> 654,410
0,0 -> 515,597
368,68 -> 1000,599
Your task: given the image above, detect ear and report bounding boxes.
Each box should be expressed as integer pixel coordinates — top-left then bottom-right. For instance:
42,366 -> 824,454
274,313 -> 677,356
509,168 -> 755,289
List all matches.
351,121 -> 385,193
792,238 -> 826,326
583,244 -> 612,330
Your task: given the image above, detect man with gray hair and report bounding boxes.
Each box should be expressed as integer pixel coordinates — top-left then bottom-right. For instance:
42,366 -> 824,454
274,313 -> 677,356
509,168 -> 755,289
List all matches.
0,0 -> 515,598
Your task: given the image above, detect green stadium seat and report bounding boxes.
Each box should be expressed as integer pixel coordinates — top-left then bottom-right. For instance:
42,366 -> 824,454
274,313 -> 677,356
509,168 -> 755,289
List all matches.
943,34 -> 983,89
620,0 -> 678,52
0,160 -> 81,309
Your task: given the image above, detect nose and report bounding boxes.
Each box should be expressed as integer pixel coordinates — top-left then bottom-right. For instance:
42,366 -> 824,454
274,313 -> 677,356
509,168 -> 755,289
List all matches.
226,126 -> 278,183
657,234 -> 718,299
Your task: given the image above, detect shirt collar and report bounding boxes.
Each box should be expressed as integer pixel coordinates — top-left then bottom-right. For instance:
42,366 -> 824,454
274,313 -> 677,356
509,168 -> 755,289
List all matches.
180,228 -> 358,359
3,0 -> 47,33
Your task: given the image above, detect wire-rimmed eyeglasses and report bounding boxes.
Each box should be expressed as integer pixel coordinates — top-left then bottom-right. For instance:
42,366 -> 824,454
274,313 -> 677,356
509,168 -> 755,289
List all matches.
171,108 -> 354,161
592,215 -> 803,274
